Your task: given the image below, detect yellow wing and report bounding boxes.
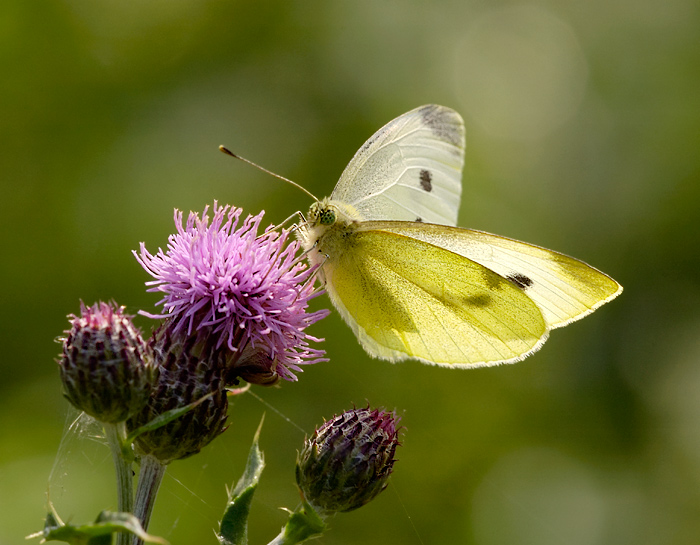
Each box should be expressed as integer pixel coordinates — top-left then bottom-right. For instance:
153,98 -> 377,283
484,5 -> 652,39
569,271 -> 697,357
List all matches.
322,228 -> 549,367
366,221 -> 623,329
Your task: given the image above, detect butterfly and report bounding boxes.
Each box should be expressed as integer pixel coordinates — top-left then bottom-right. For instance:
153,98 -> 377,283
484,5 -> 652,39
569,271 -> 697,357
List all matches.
298,104 -> 622,368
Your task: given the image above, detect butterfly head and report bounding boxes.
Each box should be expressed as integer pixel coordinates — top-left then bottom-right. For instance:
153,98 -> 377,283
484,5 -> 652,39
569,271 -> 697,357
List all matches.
308,198 -> 363,230
309,201 -> 337,226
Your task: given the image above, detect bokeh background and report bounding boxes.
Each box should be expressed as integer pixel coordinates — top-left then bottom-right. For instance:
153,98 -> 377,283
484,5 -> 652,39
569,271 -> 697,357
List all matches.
2,1 -> 699,544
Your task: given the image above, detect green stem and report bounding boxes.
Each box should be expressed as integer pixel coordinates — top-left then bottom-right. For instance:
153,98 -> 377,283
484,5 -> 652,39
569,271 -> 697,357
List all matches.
132,454 -> 167,545
267,502 -> 326,545
104,422 -> 134,545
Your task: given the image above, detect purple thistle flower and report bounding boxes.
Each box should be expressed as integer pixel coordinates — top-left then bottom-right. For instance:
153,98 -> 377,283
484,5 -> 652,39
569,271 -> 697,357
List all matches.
134,203 -> 329,383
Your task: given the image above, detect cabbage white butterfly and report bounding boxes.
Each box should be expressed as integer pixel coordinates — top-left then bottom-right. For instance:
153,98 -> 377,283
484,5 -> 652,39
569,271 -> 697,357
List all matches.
299,104 -> 622,368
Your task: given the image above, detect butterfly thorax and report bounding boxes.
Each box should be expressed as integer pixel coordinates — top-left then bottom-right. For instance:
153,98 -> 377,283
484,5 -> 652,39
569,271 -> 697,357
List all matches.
299,198 -> 363,276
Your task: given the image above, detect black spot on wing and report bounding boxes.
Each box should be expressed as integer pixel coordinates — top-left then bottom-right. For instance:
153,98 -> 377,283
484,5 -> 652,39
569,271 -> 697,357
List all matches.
429,290 -> 492,315
465,294 -> 492,307
483,270 -> 509,291
507,273 -> 533,290
419,169 -> 433,192
419,104 -> 463,147
415,217 -> 423,222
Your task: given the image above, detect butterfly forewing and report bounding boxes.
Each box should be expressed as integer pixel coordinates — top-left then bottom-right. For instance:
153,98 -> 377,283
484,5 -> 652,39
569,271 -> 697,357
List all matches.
331,104 -> 465,226
323,228 -> 549,367
368,221 -> 623,329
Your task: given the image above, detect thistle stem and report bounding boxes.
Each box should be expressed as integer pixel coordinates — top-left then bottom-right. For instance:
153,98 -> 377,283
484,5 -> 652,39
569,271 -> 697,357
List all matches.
266,503 -> 326,545
132,454 -> 167,545
267,533 -> 290,545
104,422 -> 133,545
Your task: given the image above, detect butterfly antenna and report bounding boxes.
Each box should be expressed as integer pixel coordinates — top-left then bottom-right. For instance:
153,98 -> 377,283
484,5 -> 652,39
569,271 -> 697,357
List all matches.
219,146 -> 319,202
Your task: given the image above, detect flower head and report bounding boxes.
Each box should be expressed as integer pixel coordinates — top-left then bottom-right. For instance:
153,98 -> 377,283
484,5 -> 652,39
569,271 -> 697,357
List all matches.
296,407 -> 401,516
58,301 -> 157,423
134,203 -> 329,383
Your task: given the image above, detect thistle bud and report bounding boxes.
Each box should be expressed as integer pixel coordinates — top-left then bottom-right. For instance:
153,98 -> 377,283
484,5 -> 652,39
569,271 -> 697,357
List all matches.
58,302 -> 156,423
296,407 -> 400,516
127,325 -> 229,464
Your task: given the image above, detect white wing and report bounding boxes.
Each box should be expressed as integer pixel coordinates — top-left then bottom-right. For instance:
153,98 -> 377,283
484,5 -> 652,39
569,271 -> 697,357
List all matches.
361,221 -> 623,329
330,104 -> 465,225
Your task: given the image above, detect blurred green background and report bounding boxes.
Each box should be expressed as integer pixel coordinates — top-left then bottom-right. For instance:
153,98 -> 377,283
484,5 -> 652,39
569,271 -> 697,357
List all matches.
2,1 -> 699,544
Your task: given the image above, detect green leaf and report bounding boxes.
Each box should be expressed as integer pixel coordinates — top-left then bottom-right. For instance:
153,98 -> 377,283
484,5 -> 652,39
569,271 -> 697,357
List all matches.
27,510 -> 168,545
218,415 -> 266,545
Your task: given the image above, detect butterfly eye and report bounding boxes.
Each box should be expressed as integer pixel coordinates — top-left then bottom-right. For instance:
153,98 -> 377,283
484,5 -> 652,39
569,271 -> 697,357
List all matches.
319,209 -> 336,226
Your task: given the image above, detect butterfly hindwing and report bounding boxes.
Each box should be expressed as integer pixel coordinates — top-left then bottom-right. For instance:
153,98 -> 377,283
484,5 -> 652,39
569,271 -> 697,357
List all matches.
323,228 -> 549,367
368,221 -> 623,329
330,104 -> 465,226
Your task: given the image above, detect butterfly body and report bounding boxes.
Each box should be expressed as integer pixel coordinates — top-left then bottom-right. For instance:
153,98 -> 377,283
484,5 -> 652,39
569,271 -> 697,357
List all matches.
299,105 -> 622,368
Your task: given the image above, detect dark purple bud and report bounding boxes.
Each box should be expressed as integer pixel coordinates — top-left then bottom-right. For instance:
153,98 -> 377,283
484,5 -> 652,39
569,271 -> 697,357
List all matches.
296,407 -> 401,516
127,324 -> 229,464
58,302 -> 157,423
